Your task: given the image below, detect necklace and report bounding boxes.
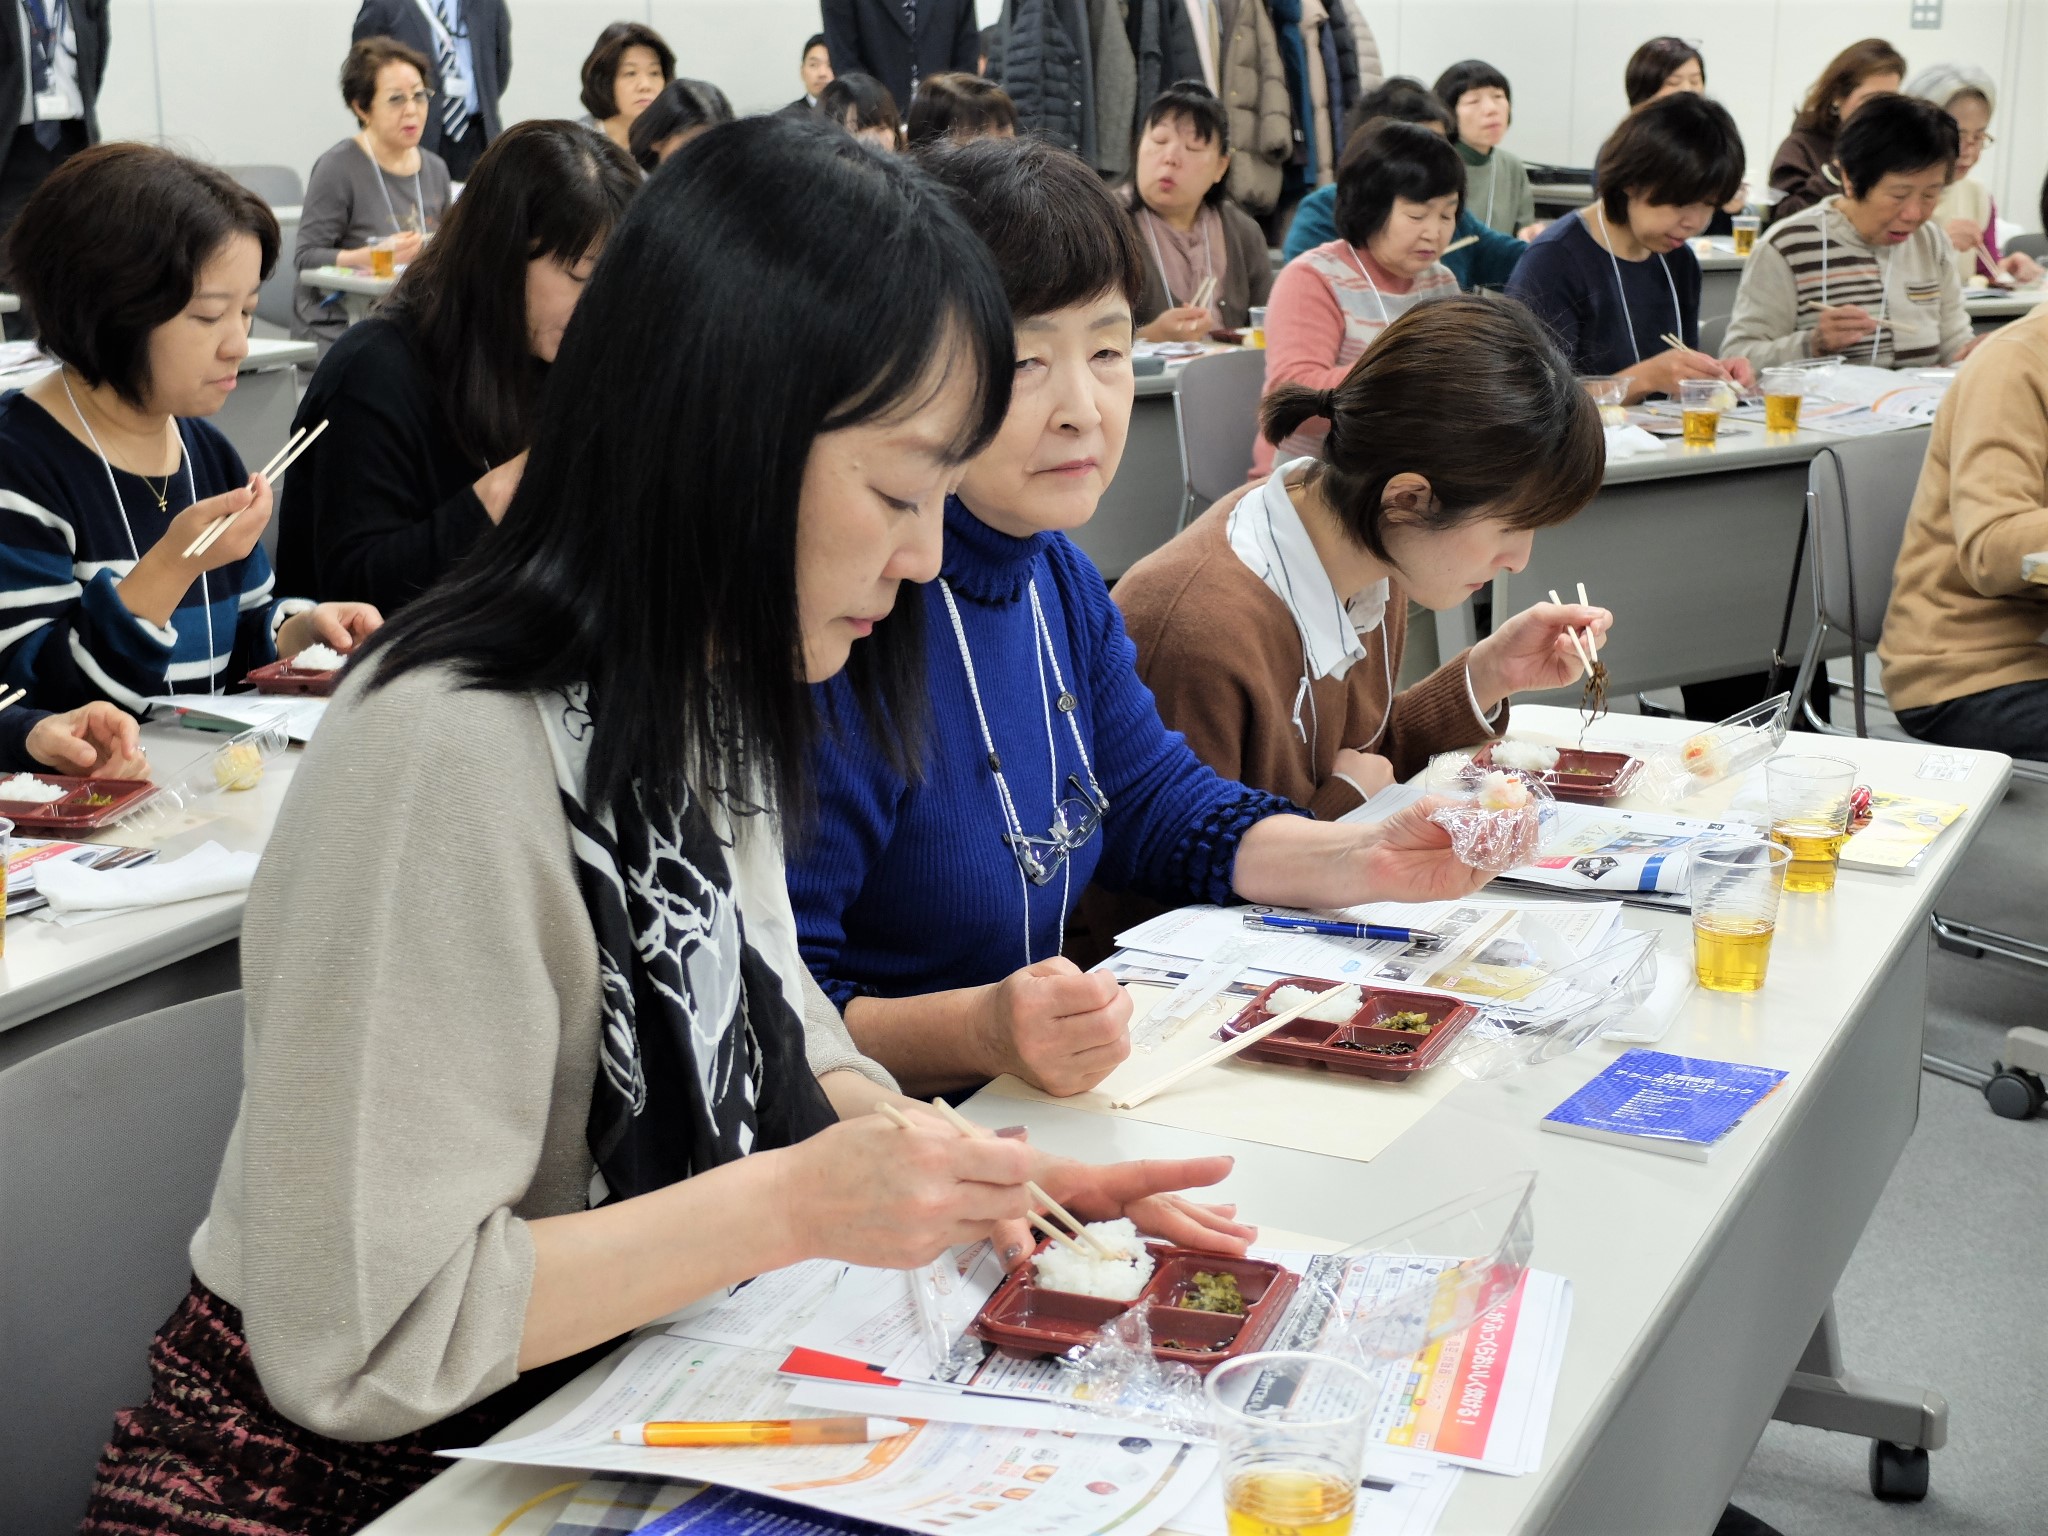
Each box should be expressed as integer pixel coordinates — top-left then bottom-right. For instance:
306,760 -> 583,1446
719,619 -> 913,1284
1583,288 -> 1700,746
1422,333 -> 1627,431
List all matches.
141,472 -> 171,514
938,575 -> 1109,967
58,367 -> 218,692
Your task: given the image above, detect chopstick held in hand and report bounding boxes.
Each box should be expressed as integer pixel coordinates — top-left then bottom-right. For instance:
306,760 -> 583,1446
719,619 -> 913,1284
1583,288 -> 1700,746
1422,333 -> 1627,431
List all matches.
182,419 -> 329,560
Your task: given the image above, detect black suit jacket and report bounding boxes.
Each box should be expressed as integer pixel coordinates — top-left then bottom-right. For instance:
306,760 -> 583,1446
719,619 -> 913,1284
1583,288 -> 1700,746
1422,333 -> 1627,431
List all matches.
819,0 -> 979,114
352,0 -> 510,154
0,0 -> 108,176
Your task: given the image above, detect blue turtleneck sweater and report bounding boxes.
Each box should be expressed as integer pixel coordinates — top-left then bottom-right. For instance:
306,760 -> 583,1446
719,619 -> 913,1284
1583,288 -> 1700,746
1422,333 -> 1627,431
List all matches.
790,498 -> 1298,1007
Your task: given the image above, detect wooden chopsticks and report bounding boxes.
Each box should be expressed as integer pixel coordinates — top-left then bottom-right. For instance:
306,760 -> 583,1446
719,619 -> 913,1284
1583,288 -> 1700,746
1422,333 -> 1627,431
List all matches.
0,687 -> 24,713
181,420 -> 330,560
1549,586 -> 1599,676
1109,983 -> 1359,1110
1441,233 -> 1479,256
874,1100 -> 1112,1259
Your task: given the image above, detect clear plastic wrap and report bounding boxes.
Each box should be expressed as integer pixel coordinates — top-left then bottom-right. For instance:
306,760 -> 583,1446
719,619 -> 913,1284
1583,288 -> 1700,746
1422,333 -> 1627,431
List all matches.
1440,929 -> 1662,1080
116,721 -> 292,836
1424,765 -> 1557,874
1634,693 -> 1791,806
1041,1173 -> 1539,1433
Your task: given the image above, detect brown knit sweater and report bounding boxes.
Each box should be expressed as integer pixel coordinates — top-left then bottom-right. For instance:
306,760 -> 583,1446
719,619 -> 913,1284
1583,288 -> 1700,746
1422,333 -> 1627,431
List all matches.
1878,303 -> 2048,712
1113,485 -> 1503,820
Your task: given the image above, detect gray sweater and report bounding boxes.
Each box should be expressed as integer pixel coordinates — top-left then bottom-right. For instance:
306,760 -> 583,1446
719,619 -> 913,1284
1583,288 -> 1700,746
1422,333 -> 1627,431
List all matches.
294,137 -> 453,338
191,660 -> 893,1442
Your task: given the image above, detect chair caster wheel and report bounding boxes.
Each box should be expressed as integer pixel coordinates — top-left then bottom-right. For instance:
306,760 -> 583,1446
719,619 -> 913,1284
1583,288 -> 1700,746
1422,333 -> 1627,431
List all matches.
1869,1439 -> 1929,1502
1984,1066 -> 2045,1120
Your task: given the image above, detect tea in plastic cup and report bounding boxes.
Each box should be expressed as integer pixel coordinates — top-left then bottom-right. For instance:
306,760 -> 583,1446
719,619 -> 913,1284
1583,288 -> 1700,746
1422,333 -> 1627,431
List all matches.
1767,755 -> 1858,893
370,242 -> 396,279
1678,378 -> 1724,446
1581,375 -> 1627,427
1689,840 -> 1791,992
1760,366 -> 1807,433
1731,214 -> 1760,256
1208,1351 -> 1378,1536
1248,306 -> 1268,349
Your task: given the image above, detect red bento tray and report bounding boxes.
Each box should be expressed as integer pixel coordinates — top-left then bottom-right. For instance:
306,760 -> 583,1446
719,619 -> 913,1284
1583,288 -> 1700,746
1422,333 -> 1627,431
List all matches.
970,1242 -> 1297,1374
246,658 -> 341,696
0,774 -> 156,831
1474,743 -> 1642,803
1221,976 -> 1476,1081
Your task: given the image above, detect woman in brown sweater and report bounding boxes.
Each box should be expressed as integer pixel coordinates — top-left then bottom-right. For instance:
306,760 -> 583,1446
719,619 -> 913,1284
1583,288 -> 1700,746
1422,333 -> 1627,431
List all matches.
1114,296 -> 1607,818
1765,37 -> 1905,226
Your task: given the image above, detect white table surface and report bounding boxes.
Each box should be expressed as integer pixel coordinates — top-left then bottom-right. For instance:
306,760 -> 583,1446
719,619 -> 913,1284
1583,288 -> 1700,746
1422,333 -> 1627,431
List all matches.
0,723 -> 296,1035
360,710 -> 2010,1536
297,266 -> 400,298
1960,284 -> 2048,318
0,290 -> 18,314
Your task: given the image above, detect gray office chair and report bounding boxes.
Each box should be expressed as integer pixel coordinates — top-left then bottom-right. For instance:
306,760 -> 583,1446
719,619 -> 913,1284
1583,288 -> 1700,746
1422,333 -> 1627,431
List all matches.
2004,232 -> 2047,261
1172,346 -> 1267,530
225,163 -> 303,209
1785,437 -> 2048,1118
0,992 -> 245,1536
1698,311 -> 1731,357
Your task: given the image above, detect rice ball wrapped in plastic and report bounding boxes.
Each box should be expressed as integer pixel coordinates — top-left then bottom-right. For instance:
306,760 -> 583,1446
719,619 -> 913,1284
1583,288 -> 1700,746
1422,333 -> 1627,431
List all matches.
1427,769 -> 1552,874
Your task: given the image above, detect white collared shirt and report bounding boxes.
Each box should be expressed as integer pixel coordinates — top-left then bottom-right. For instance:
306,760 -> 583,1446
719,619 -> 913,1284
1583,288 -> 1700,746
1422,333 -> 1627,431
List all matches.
1227,459 -> 1389,683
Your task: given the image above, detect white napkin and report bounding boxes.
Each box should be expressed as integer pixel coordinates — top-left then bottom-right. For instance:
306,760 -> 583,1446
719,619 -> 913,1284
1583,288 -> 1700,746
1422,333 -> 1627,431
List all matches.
33,840 -> 257,924
1603,423 -> 1665,461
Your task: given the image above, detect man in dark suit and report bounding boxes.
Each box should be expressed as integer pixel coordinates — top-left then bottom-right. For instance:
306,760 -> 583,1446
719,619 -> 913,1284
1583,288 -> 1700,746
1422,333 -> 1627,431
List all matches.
351,0 -> 509,180
778,32 -> 834,118
819,0 -> 978,115
1,0 -> 107,238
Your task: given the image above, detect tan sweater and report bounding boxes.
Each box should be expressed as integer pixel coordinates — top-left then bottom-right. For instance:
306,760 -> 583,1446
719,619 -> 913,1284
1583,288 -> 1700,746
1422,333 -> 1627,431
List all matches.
192,661 -> 891,1442
1879,303 -> 2048,712
1114,486 -> 1502,819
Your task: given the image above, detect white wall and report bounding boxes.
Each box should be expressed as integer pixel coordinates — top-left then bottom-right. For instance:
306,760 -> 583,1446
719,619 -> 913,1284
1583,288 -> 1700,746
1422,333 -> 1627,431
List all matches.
100,0 -> 2048,230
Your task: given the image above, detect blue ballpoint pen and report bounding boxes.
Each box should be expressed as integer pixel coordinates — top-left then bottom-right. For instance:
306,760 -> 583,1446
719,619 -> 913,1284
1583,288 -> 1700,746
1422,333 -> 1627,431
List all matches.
1240,913 -> 1443,948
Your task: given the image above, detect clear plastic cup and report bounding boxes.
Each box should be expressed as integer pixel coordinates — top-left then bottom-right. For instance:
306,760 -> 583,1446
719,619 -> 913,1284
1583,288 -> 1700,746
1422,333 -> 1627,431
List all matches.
1759,365 -> 1807,433
1689,840 -> 1792,993
1766,755 -> 1858,894
1678,378 -> 1724,446
1731,213 -> 1760,255
1247,306 -> 1268,349
1207,1351 -> 1378,1536
1581,375 -> 1627,428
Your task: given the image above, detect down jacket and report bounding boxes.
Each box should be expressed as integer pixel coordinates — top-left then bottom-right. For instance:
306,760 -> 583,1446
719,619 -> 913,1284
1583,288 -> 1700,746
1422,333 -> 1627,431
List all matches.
993,0 -> 1098,162
1217,0 -> 1291,214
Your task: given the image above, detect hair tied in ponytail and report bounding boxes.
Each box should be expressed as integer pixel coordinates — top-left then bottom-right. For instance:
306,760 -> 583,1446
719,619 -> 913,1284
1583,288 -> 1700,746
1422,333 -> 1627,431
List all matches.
1316,388 -> 1340,418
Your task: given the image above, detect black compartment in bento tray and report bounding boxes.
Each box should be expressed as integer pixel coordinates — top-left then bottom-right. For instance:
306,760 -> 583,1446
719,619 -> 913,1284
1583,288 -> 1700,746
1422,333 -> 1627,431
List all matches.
1474,744 -> 1642,803
969,1241 -> 1297,1373
1229,976 -> 1476,1081
0,775 -> 156,832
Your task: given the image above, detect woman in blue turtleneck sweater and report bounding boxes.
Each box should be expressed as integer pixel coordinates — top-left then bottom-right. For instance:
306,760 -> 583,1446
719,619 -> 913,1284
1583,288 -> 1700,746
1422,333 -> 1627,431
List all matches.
788,138 -> 1495,1102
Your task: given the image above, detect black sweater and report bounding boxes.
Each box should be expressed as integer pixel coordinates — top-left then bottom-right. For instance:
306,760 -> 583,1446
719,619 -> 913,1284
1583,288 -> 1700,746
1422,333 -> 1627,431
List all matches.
274,318 -> 495,613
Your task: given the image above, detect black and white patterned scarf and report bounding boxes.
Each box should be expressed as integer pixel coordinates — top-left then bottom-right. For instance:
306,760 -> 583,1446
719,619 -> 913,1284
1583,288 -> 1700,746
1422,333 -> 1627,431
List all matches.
538,686 -> 834,1204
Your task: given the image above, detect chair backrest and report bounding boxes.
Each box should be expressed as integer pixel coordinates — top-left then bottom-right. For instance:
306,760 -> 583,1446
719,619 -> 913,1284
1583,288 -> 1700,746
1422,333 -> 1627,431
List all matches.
1174,347 -> 1269,513
2005,231 -> 2048,260
0,992 -> 245,1536
1806,430 -> 1931,648
226,163 -> 304,209
1698,311 -> 1731,357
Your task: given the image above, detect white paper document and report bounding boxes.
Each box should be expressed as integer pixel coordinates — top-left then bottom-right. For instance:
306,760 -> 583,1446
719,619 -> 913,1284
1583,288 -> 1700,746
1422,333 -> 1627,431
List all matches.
146,693 -> 328,743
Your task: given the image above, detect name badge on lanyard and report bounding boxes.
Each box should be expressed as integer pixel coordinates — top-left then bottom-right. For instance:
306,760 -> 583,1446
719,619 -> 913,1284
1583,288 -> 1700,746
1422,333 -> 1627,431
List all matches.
34,86 -> 69,119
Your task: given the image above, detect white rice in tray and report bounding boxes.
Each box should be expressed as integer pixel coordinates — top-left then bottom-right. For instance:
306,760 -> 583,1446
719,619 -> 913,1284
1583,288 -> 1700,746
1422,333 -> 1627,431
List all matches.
1263,983 -> 1361,1025
0,772 -> 67,803
1031,1217 -> 1154,1301
1491,739 -> 1560,772
291,643 -> 347,672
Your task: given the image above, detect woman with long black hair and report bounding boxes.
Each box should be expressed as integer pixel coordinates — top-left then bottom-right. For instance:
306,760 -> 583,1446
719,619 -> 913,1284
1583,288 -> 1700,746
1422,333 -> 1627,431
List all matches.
275,120 -> 638,613
81,117 -> 1247,1536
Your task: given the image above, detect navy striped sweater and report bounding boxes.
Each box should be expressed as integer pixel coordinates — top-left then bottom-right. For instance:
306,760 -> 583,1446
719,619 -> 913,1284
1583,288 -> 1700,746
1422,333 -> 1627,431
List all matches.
0,391 -> 289,712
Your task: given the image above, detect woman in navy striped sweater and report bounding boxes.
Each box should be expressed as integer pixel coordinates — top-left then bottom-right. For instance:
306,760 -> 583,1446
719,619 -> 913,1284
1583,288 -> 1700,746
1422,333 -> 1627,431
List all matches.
789,138 -> 1496,1102
0,145 -> 378,715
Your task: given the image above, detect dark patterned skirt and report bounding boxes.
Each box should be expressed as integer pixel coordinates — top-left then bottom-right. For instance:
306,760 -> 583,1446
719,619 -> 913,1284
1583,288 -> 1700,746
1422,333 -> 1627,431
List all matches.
81,1277 -> 600,1536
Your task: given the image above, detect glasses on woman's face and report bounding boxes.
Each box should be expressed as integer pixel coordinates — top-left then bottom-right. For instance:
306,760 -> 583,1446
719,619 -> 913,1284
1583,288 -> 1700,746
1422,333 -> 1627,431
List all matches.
1959,128 -> 1993,149
382,89 -> 435,111
1003,774 -> 1110,886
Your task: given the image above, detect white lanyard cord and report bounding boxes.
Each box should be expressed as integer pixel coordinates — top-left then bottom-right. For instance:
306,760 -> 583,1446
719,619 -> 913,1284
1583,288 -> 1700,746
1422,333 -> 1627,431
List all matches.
60,368 -> 215,691
1341,244 -> 1393,326
357,138 -> 425,238
938,576 -> 1106,966
1817,204 -> 1889,367
1592,205 -> 1683,365
1141,205 -> 1219,314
